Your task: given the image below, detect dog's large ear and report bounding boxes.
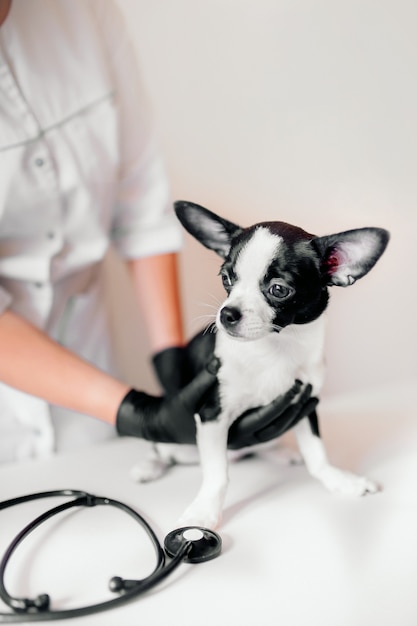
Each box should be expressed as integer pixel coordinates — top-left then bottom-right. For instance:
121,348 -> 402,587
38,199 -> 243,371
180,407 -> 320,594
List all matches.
174,201 -> 242,258
312,227 -> 390,287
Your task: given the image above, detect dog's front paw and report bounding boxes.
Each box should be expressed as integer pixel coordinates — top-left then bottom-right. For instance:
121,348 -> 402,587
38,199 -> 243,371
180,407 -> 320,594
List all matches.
176,500 -> 223,531
130,458 -> 173,483
315,466 -> 380,497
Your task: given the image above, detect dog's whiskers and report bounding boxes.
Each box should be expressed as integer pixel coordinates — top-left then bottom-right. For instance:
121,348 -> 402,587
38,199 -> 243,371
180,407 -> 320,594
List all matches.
190,295 -> 222,335
190,315 -> 218,336
193,313 -> 216,324
204,322 -> 218,335
200,292 -> 223,308
199,304 -> 219,313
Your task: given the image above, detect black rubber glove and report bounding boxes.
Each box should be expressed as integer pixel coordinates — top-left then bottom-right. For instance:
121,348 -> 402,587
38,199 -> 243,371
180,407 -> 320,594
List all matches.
226,381 -> 319,449
116,358 -> 219,444
117,374 -> 317,447
152,331 -> 215,395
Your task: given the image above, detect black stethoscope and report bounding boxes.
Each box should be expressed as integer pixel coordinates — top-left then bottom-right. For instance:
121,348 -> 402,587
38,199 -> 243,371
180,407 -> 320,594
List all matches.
0,489 -> 222,622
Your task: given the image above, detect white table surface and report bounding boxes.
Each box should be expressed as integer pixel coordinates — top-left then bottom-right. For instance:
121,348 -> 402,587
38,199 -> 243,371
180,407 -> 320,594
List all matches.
0,379 -> 416,626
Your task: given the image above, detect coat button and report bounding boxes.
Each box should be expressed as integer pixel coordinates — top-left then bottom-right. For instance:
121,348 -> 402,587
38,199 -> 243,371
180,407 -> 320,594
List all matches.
35,157 -> 45,167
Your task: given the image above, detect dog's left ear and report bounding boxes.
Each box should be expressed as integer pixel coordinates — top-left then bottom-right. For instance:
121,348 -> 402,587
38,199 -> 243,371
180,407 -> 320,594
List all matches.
174,201 -> 242,258
312,227 -> 390,287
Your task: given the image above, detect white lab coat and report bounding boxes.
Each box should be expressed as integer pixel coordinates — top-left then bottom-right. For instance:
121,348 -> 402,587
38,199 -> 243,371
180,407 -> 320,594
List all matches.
0,0 -> 182,462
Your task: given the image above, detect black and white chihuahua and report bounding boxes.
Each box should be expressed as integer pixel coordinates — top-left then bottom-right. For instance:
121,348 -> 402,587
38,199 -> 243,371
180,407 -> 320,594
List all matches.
133,201 -> 389,530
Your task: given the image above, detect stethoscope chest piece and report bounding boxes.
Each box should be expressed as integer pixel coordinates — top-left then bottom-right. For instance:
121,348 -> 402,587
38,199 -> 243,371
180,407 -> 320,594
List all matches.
164,526 -> 222,563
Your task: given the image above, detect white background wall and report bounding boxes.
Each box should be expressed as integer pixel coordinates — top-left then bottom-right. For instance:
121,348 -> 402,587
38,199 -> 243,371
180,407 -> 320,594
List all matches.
111,0 -> 417,399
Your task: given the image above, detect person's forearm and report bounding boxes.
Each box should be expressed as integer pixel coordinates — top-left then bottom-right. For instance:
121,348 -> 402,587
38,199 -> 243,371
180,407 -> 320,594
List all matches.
0,310 -> 129,425
127,252 -> 185,353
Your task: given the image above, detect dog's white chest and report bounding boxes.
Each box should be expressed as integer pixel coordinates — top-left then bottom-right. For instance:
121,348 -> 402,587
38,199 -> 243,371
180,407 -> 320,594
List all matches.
215,317 -> 326,425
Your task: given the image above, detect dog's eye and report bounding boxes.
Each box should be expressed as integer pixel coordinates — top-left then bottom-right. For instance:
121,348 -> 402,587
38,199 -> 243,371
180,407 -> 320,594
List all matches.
221,271 -> 232,291
268,283 -> 293,300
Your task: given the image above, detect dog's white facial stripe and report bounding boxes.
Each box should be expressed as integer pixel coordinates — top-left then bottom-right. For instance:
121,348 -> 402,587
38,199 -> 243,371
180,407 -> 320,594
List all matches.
235,227 -> 283,286
218,228 -> 284,339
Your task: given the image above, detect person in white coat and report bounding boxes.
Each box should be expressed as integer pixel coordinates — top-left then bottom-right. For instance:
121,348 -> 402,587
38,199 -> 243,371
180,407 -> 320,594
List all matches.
0,0 -> 316,464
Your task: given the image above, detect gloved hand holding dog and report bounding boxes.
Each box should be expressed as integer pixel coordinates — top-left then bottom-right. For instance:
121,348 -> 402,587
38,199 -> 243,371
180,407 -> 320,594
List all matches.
116,329 -> 318,448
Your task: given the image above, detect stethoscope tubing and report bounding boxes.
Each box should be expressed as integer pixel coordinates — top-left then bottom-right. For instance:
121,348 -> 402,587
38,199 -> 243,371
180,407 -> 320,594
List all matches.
0,489 -> 192,622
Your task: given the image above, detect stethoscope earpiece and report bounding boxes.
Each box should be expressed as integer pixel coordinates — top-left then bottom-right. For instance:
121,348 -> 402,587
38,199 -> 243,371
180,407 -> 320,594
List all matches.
164,526 -> 222,563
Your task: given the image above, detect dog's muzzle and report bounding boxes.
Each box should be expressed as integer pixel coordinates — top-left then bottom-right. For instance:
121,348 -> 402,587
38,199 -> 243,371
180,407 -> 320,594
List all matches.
218,305 -> 274,340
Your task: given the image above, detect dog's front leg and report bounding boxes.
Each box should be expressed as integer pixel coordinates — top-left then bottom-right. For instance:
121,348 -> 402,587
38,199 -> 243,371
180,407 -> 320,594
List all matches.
294,411 -> 380,496
176,415 -> 230,530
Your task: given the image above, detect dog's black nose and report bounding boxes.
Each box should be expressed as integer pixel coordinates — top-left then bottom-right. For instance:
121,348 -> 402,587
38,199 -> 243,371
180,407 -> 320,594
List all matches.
220,306 -> 242,328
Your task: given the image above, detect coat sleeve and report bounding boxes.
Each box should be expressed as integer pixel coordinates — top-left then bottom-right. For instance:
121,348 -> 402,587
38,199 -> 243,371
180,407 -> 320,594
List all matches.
91,0 -> 183,259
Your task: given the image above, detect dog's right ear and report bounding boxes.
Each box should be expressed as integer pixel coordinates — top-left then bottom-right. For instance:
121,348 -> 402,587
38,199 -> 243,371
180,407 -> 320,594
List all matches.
174,201 -> 242,258
313,227 -> 390,287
